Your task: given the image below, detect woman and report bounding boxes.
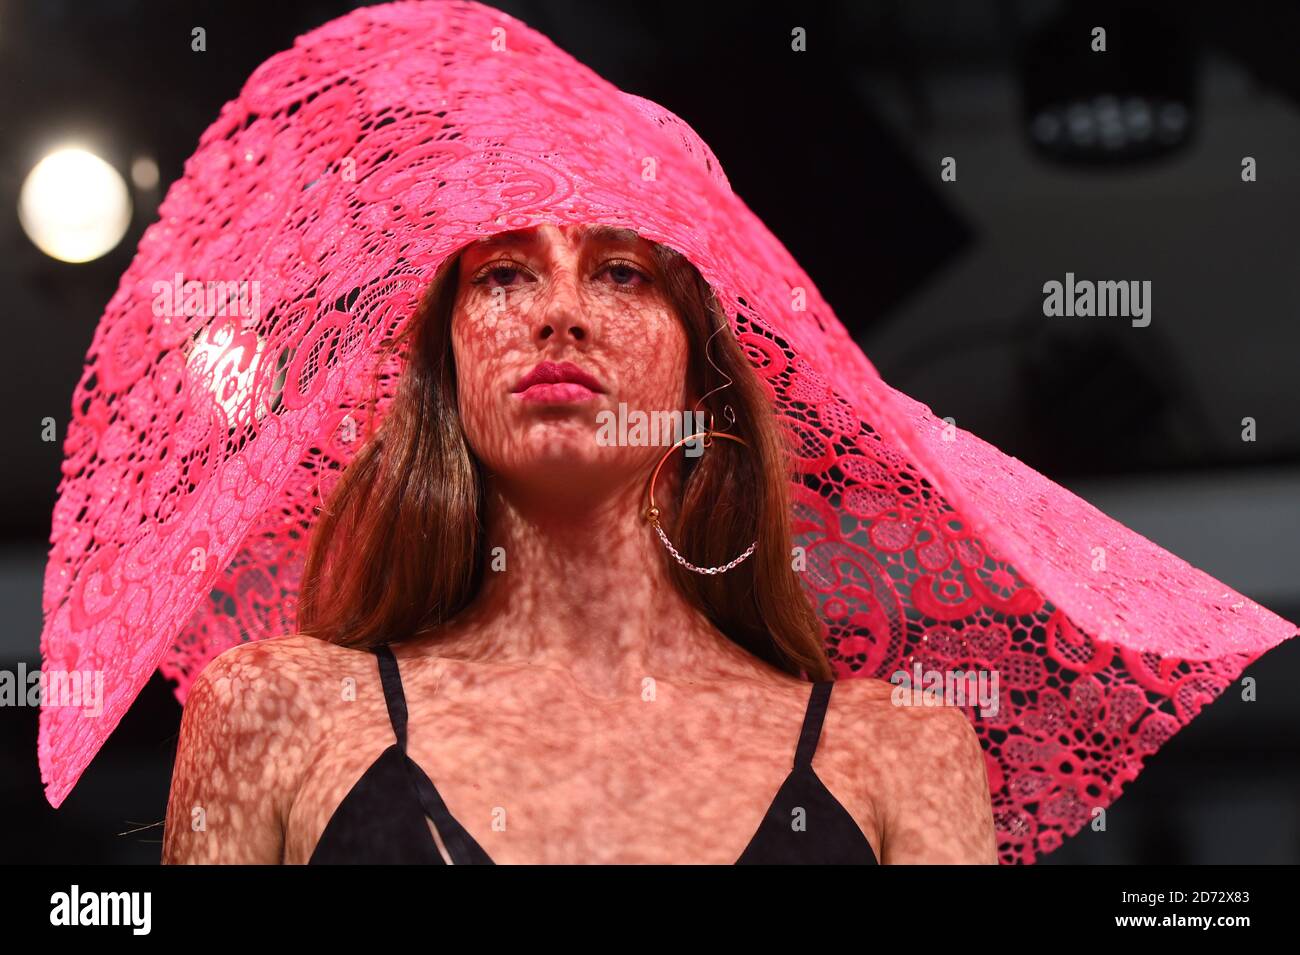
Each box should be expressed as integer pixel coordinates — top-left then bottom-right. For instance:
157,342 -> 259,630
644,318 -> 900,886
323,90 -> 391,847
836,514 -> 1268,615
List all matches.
39,0 -> 1295,865
161,221 -> 997,864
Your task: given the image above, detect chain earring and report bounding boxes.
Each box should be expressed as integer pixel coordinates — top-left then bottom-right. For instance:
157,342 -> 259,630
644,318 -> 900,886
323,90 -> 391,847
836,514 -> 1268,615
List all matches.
641,318 -> 757,575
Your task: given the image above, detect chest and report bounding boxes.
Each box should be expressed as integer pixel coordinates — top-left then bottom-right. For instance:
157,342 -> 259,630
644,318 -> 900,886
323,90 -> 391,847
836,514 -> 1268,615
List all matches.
283,660 -> 881,864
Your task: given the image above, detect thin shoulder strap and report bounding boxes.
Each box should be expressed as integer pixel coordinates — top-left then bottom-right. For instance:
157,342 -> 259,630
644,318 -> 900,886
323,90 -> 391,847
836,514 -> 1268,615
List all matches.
793,681 -> 834,769
371,643 -> 495,864
373,644 -> 409,751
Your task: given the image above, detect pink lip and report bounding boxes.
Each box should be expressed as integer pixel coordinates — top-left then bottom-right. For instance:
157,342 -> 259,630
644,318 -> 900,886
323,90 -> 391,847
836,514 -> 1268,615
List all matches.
511,360 -> 605,401
514,382 -> 602,403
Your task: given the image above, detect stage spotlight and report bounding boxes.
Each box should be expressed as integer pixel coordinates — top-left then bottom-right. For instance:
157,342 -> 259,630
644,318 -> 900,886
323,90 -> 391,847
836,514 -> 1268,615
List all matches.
1018,2 -> 1196,165
18,147 -> 132,263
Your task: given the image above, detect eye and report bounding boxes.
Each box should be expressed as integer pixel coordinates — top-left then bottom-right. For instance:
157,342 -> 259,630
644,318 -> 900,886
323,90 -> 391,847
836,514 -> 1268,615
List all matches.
597,259 -> 652,289
470,260 -> 533,288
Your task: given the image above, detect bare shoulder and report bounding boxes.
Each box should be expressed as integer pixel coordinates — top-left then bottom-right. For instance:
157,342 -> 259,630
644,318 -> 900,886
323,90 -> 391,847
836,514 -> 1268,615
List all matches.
828,674 -> 982,755
199,632 -> 390,709
162,634 -> 377,863
180,633 -> 382,786
823,672 -> 908,736
827,672 -> 897,706
827,675 -> 998,864
198,631 -> 368,682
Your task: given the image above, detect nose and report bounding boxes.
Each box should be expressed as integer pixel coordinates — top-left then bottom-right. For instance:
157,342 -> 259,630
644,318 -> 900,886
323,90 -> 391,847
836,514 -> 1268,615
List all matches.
533,261 -> 596,347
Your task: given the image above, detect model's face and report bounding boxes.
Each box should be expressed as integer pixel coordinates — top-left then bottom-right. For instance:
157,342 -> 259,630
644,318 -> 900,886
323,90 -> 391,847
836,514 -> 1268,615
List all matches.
451,223 -> 691,497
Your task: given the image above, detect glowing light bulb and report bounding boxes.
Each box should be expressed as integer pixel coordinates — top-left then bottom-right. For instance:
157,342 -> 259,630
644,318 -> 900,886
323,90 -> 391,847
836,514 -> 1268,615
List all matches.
19,147 -> 132,263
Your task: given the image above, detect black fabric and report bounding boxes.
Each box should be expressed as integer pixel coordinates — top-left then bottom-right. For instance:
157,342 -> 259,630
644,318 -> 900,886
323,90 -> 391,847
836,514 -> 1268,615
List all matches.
309,644 -> 878,865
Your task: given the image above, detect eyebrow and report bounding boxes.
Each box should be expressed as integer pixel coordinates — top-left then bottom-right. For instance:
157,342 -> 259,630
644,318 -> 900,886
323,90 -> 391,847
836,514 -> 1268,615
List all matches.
464,224 -> 646,256
580,225 -> 644,246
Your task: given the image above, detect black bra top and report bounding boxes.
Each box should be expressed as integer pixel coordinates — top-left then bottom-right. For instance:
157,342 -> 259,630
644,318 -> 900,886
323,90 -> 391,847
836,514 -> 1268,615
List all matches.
308,644 -> 878,865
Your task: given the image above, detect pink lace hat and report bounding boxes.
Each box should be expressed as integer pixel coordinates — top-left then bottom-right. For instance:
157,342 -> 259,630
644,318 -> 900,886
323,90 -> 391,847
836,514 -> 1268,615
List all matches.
38,0 -> 1296,863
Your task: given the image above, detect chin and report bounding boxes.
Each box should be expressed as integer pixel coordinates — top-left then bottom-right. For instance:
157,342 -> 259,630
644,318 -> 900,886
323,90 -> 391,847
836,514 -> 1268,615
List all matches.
518,415 -> 601,449
502,433 -> 648,485
488,427 -> 597,474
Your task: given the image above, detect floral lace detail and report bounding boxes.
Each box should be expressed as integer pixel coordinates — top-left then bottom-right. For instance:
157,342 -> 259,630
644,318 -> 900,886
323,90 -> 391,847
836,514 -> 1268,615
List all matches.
37,0 -> 1295,864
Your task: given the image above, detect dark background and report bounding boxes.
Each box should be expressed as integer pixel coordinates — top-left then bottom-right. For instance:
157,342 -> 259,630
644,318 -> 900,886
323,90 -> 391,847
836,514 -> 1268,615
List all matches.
1,0 -> 1297,863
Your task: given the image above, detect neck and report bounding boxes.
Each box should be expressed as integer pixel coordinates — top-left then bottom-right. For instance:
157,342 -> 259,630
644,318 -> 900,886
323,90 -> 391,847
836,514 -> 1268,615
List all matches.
424,470 -> 769,694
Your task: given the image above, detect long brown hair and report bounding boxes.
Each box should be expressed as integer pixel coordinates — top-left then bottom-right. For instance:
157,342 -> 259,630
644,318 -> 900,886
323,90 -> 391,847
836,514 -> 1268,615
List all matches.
297,237 -> 833,681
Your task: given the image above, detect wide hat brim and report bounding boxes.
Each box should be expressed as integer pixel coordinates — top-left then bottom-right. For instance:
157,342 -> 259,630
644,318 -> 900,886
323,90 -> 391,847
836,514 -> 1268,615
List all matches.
38,0 -> 1296,863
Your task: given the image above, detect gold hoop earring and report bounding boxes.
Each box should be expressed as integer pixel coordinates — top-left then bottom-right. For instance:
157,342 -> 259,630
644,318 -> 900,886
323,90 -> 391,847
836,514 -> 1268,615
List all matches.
643,430 -> 757,575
